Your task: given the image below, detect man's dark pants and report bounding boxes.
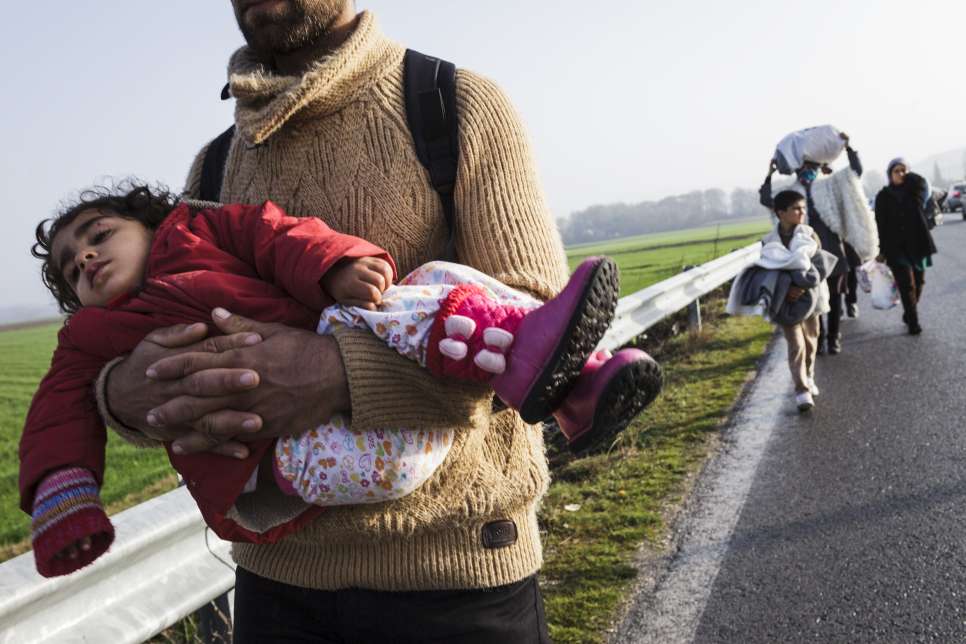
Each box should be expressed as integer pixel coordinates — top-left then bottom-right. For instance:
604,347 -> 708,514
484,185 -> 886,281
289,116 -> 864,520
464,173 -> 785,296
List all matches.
819,274 -> 846,351
233,566 -> 551,643
845,267 -> 858,308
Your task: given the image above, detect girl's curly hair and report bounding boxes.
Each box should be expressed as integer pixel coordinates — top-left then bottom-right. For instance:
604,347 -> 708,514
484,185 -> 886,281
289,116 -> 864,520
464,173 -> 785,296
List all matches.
33,180 -> 180,314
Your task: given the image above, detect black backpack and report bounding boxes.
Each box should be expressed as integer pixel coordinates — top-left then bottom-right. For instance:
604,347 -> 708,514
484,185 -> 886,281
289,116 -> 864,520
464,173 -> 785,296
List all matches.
199,49 -> 460,260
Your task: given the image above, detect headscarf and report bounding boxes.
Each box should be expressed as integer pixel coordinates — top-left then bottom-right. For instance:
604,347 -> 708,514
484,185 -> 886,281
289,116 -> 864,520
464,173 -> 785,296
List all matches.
886,157 -> 908,185
885,157 -> 932,207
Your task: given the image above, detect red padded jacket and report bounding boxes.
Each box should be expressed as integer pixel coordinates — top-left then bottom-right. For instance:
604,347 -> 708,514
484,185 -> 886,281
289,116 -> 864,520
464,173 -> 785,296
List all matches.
19,200 -> 393,542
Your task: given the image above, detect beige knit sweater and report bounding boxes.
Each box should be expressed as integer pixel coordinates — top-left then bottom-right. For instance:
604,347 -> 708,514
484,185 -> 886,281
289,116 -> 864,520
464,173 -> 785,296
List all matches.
124,10 -> 567,591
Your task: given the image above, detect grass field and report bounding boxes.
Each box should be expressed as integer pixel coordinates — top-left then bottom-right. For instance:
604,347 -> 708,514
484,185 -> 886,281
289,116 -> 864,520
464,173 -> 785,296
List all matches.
1,222 -> 773,642
568,218 -> 771,297
0,323 -> 175,560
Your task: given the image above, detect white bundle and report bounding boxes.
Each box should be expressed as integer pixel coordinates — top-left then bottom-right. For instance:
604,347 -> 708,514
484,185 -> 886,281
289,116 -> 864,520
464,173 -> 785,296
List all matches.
769,166 -> 880,261
810,167 -> 880,262
773,125 -> 846,174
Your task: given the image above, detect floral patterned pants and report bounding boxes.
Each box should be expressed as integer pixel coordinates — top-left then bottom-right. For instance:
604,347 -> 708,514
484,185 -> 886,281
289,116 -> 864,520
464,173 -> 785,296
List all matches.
273,261 -> 539,506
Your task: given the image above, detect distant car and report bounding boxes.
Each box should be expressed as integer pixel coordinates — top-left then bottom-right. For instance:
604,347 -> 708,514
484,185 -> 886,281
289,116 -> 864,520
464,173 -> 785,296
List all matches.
943,183 -> 965,213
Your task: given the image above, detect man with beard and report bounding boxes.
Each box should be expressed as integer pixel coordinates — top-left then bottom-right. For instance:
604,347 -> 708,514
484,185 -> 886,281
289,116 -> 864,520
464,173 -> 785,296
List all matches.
95,1 -> 566,641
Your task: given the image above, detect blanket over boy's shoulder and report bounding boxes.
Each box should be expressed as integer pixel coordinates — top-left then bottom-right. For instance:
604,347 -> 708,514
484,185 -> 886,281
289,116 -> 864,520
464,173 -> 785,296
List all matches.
726,224 -> 837,324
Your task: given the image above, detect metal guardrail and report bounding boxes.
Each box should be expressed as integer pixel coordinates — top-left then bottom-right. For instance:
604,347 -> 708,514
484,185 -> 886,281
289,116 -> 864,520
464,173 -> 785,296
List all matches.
0,489 -> 234,644
0,241 -> 762,643
597,242 -> 761,349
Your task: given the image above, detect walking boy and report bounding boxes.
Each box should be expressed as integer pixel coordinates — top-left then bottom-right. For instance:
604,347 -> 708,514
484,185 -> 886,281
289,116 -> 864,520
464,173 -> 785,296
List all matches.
728,191 -> 837,411
771,192 -> 825,411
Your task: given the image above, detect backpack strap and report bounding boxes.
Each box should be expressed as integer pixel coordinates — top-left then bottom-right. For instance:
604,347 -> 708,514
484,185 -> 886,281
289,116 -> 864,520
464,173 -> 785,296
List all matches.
403,49 -> 460,262
199,124 -> 236,203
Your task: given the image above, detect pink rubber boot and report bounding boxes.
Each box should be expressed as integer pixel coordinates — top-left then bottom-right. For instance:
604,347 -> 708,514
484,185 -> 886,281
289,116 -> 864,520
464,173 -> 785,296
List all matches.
553,348 -> 663,454
426,257 -> 620,423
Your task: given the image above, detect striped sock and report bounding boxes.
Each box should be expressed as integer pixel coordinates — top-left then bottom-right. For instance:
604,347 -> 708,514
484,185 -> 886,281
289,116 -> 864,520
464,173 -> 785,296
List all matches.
31,468 -> 114,578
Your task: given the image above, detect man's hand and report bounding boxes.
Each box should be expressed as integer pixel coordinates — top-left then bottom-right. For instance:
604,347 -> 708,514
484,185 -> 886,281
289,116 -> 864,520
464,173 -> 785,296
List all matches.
143,308 -> 350,455
321,257 -> 394,310
786,286 -> 805,303
107,322 -> 266,458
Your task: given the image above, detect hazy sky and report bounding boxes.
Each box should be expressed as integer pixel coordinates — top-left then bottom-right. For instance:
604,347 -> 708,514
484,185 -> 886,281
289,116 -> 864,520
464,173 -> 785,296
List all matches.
2,0 -> 964,312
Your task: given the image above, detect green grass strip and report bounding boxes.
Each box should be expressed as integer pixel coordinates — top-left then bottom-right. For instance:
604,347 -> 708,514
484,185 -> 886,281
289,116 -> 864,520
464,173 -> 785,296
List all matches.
539,304 -> 772,643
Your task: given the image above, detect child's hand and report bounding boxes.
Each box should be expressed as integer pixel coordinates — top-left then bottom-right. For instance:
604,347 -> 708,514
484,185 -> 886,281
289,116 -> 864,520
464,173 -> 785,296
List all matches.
321,257 -> 394,310
54,535 -> 93,561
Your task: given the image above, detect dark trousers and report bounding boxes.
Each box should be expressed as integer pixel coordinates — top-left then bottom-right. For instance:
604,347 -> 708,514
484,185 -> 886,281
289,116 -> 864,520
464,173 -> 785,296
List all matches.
820,274 -> 845,348
890,263 -> 926,326
232,566 -> 551,644
843,242 -> 860,307
845,267 -> 858,306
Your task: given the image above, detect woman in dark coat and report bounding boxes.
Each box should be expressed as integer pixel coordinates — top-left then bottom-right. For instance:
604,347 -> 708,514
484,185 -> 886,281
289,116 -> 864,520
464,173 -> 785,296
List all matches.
874,158 -> 937,334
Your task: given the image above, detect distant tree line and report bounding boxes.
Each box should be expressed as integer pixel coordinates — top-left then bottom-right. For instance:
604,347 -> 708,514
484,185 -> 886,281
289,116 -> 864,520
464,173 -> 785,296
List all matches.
557,187 -> 770,245
561,152 -> 966,246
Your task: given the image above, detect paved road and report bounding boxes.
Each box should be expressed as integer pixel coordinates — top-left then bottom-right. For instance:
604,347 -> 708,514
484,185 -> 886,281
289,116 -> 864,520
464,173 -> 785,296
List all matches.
616,220 -> 966,643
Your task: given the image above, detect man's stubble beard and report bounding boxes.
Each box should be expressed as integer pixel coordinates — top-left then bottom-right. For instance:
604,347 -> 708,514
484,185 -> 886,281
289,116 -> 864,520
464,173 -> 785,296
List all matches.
239,0 -> 348,57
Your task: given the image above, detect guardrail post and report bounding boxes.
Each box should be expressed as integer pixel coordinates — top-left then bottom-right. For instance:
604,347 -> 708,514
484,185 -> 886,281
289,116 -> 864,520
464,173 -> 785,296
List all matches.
197,593 -> 232,642
688,298 -> 702,332
682,265 -> 702,333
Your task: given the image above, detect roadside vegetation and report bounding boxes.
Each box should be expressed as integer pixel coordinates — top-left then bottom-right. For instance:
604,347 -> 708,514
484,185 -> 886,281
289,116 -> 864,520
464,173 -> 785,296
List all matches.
539,293 -> 771,643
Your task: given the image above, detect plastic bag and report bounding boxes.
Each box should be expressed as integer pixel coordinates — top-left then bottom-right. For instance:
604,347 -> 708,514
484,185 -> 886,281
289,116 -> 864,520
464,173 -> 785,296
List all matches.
773,125 -> 846,175
856,261 -> 873,294
868,261 -> 899,310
